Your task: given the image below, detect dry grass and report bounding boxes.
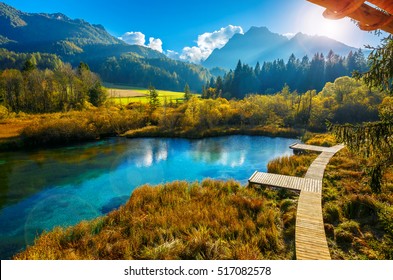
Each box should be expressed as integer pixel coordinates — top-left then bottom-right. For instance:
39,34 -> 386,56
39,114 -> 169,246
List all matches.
14,180 -> 296,260
0,117 -> 33,139
323,148 -> 393,259
19,109 -> 146,146
267,154 -> 318,177
303,133 -> 337,147
266,133 -> 393,260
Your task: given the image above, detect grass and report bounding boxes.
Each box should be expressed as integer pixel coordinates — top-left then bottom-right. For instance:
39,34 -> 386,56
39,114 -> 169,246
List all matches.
14,180 -> 296,260
19,109 -> 146,147
105,84 -> 194,105
123,125 -> 301,139
0,115 -> 33,139
321,148 -> 393,259
261,133 -> 393,260
267,154 -> 318,177
9,131 -> 393,260
301,132 -> 337,147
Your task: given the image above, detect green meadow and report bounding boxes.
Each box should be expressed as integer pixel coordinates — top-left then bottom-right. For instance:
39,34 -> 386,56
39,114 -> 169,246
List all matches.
105,84 -> 196,105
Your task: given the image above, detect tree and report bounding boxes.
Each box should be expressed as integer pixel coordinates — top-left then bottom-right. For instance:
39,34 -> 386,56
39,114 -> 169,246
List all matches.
89,83 -> 107,107
148,85 -> 160,113
0,69 -> 24,112
184,83 -> 192,101
77,61 -> 90,75
308,53 -> 325,91
330,36 -> 393,193
22,58 -> 36,72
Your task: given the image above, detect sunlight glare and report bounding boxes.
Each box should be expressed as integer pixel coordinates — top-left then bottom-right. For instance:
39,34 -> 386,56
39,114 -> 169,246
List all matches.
296,5 -> 352,42
319,18 -> 344,39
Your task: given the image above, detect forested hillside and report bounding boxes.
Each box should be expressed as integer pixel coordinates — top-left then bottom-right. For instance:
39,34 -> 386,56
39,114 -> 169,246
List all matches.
203,27 -> 357,69
0,3 -> 211,91
203,49 -> 367,98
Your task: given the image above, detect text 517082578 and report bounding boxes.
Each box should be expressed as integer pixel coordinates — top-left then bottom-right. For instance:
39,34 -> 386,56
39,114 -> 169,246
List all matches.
217,267 -> 271,276
123,265 -> 271,277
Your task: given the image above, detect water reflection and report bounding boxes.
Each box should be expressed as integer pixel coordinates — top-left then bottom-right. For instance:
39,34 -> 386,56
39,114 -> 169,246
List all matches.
133,139 -> 168,167
0,136 -> 297,259
191,137 -> 248,167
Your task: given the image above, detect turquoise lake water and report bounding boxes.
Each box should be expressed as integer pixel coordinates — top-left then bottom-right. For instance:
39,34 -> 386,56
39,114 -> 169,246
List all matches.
0,136 -> 297,259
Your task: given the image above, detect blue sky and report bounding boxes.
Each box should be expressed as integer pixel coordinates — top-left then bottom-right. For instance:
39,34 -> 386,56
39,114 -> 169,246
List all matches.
2,0 -> 385,62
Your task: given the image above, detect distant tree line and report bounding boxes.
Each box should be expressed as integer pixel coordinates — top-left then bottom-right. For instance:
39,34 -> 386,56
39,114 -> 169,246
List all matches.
0,48 -> 63,71
149,77 -> 385,133
0,62 -> 107,113
203,49 -> 368,99
94,53 -> 211,92
0,48 -> 212,93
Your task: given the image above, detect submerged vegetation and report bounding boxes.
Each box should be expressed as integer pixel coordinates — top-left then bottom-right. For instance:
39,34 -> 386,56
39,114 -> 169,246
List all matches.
15,180 -> 297,260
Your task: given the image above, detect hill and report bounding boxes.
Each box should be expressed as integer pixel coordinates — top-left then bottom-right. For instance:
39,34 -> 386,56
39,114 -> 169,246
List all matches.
0,2 -> 210,91
203,26 -> 358,70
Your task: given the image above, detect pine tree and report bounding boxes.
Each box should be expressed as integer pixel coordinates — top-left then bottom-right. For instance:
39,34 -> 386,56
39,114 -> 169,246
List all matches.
148,85 -> 160,113
184,83 -> 192,101
22,59 -> 36,72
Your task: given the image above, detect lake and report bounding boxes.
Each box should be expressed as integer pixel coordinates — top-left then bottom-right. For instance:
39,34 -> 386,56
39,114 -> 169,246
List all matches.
0,135 -> 297,259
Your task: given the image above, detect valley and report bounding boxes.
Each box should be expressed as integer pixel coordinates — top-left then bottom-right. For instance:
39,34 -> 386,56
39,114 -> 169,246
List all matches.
0,0 -> 392,262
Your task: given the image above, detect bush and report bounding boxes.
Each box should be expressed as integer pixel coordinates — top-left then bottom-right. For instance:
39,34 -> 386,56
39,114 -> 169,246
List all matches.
0,105 -> 9,119
22,117 -> 98,146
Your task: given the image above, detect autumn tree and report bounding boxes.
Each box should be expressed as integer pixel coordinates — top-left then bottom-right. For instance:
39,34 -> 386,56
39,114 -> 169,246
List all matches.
330,36 -> 393,193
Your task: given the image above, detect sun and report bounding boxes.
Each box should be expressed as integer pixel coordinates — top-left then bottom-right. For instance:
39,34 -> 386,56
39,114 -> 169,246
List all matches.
297,5 -> 351,42
299,5 -> 379,48
319,18 -> 345,39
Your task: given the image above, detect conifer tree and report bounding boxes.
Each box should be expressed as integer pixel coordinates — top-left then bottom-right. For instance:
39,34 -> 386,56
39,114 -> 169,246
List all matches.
184,83 -> 192,101
330,36 -> 393,193
148,85 -> 160,113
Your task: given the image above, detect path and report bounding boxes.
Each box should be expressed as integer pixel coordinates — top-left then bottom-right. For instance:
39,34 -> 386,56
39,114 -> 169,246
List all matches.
248,143 -> 344,260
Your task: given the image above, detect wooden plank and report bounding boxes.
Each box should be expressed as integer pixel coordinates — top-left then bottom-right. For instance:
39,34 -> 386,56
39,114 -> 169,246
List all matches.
248,170 -> 258,182
249,172 -> 318,192
249,144 -> 344,260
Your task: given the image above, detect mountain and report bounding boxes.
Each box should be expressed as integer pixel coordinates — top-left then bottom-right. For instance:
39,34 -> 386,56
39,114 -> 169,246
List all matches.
0,2 -> 210,91
0,2 -> 164,60
203,26 -> 358,69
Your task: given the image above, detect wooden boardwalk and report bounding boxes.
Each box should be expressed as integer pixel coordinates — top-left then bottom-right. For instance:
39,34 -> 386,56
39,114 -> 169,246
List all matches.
249,172 -> 322,193
290,143 -> 343,155
249,143 -> 344,260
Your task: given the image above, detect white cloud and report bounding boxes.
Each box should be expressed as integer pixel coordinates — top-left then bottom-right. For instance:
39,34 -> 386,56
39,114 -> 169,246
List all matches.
166,50 -> 180,60
147,37 -> 163,53
118,31 -> 145,46
180,25 -> 244,63
119,32 -> 163,53
119,26 -> 243,62
180,46 -> 204,63
283,32 -> 296,39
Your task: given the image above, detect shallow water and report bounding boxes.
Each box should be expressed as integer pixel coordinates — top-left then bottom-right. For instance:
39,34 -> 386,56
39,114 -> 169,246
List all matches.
0,135 -> 297,259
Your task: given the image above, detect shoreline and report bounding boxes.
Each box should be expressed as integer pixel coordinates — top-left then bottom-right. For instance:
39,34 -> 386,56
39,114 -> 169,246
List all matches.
0,125 -> 304,152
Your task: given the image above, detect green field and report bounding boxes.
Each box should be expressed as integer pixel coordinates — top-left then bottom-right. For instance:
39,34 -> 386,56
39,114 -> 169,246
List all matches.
104,84 -> 196,105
